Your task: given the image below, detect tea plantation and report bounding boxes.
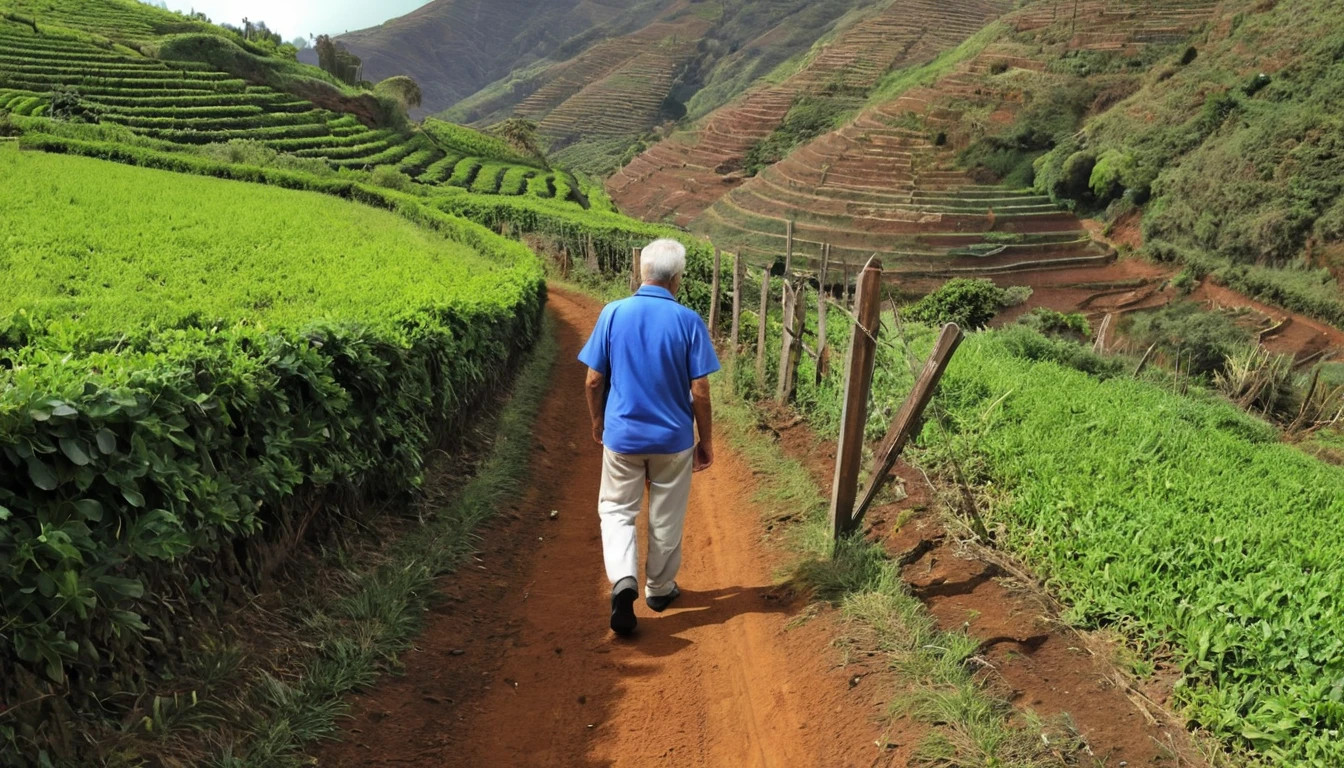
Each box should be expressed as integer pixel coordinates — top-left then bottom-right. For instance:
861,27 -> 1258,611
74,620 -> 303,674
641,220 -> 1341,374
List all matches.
0,0 -> 585,204
0,141 -> 544,754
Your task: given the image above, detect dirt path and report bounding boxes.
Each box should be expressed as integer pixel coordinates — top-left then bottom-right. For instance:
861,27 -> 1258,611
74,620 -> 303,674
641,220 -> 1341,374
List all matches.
317,288 -> 887,767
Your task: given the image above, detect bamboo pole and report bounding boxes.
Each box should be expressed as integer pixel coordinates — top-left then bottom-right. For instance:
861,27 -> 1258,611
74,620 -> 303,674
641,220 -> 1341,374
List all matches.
817,245 -> 830,383
730,253 -> 744,349
776,282 -> 805,403
709,246 -> 722,337
756,267 -> 770,386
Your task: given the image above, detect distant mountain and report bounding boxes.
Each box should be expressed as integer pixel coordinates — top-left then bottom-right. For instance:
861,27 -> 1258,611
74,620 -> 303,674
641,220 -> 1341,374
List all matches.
309,0 -> 668,119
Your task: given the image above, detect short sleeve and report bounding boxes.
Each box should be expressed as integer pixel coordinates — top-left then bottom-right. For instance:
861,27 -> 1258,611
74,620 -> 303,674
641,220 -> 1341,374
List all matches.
687,313 -> 721,380
578,303 -> 615,375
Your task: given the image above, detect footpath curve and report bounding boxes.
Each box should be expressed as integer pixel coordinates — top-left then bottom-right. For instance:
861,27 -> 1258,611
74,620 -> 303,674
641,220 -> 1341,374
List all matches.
318,287 -> 886,767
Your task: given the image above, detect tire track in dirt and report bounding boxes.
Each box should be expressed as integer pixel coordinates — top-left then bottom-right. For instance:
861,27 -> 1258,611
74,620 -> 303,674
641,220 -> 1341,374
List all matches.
317,287 -> 892,768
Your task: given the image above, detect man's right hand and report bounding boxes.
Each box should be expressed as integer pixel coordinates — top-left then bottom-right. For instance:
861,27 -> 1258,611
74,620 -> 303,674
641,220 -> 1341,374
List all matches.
693,440 -> 714,473
592,420 -> 604,446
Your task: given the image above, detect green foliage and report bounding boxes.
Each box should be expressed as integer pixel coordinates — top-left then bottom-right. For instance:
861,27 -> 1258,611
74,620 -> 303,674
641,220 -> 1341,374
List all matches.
902,278 -> 1007,330
1123,302 -> 1253,378
996,324 -> 1122,378
422,117 -> 545,168
790,317 -> 1344,763
961,80 -> 1097,187
1016,307 -> 1091,339
0,143 -> 544,742
743,95 -> 848,176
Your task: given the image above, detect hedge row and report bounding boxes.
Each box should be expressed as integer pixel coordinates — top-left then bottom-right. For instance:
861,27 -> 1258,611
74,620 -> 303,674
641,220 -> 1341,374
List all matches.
1,136 -> 547,756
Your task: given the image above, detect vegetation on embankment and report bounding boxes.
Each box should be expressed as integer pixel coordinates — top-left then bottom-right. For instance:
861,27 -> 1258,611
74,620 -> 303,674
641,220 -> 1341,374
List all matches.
766,290 -> 1344,765
1028,0 -> 1344,326
0,142 -> 545,765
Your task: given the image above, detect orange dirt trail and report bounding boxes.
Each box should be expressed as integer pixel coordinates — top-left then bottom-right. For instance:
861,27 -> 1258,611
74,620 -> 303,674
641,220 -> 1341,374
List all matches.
316,288 -> 886,768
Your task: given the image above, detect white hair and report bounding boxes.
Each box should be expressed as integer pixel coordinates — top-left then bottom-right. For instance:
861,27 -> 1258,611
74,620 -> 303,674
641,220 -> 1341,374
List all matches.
640,238 -> 687,284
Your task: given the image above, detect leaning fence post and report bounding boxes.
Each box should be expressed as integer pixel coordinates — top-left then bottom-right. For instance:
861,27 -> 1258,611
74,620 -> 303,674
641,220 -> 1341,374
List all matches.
830,259 -> 883,540
851,324 -> 965,530
709,246 -> 722,337
756,267 -> 770,387
630,248 -> 642,292
784,219 -> 795,276
730,253 -> 744,349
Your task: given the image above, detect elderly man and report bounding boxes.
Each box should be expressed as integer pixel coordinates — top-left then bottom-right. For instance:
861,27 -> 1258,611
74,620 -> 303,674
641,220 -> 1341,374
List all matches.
578,238 -> 720,636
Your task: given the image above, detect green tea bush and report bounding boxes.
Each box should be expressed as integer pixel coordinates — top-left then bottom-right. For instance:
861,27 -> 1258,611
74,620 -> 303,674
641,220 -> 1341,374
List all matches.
996,324 -> 1122,378
0,142 -> 544,741
1016,307 -> 1091,339
902,278 -> 1006,329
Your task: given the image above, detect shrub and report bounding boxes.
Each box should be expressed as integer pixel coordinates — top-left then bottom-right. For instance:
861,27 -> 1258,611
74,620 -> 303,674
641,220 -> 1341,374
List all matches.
903,278 -> 1006,329
370,163 -> 413,191
996,324 -> 1123,378
1017,307 -> 1091,339
1123,302 -> 1253,377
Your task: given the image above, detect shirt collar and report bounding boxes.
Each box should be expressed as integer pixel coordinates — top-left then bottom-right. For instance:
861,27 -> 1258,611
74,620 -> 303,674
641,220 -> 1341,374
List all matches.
635,285 -> 676,301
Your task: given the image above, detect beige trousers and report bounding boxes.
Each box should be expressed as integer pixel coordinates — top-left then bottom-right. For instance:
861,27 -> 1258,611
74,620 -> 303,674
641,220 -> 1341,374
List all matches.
598,447 -> 694,598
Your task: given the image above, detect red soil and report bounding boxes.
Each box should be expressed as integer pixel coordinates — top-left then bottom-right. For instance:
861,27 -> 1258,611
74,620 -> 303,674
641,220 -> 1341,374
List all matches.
315,288 -> 898,767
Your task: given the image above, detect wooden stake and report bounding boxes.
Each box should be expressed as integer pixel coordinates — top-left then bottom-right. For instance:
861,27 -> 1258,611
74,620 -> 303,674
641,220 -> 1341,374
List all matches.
730,253 -> 744,349
816,245 -> 830,383
709,246 -> 722,337
852,324 -> 965,530
830,258 -> 883,540
784,220 -> 794,276
585,234 -> 598,273
756,267 -> 770,386
776,282 -> 805,403
630,247 -> 642,292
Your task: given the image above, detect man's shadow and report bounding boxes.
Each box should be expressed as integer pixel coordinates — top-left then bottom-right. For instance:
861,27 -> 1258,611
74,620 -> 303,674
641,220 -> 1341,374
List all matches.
618,584 -> 801,658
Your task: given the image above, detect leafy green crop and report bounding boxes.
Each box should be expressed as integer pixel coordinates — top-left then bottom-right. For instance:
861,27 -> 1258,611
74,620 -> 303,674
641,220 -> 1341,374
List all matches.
0,143 -> 545,726
790,310 -> 1344,764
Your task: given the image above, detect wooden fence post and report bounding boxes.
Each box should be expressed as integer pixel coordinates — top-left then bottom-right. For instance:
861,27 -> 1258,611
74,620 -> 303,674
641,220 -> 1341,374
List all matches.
776,282 -> 805,403
842,262 -> 851,310
630,247 -> 642,292
829,259 -> 883,540
709,246 -> 722,337
585,234 -> 598,273
816,245 -> 830,383
730,253 -> 744,349
851,324 -> 965,529
756,267 -> 770,386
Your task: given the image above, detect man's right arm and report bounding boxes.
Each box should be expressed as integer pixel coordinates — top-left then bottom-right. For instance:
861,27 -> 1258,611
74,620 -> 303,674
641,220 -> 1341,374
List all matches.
586,367 -> 607,445
691,376 -> 713,472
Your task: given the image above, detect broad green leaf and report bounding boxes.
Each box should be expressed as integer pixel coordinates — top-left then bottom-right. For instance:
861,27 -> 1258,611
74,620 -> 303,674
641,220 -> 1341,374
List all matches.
59,438 -> 92,467
26,458 -> 59,491
96,429 -> 117,455
74,499 -> 104,522
121,487 -> 147,508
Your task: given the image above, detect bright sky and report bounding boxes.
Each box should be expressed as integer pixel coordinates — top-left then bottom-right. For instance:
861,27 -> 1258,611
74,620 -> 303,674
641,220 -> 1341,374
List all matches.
158,1 -> 434,41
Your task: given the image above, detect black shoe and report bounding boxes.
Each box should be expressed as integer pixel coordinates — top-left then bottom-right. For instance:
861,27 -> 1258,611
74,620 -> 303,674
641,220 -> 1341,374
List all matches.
646,585 -> 680,613
610,577 -> 638,636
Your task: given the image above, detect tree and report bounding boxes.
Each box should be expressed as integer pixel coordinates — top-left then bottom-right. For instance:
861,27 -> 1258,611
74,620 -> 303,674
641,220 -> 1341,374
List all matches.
489,117 -> 545,159
315,35 -> 363,86
375,76 -> 423,111
291,36 -> 309,50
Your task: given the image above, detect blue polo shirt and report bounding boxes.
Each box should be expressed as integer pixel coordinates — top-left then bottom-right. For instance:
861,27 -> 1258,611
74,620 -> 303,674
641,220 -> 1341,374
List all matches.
578,286 -> 721,455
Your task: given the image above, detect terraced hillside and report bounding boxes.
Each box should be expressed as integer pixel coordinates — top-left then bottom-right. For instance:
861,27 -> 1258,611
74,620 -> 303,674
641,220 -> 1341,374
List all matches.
515,18 -> 707,151
607,0 -> 1012,226
0,2 -> 586,206
320,0 -> 658,118
692,0 -> 1219,277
